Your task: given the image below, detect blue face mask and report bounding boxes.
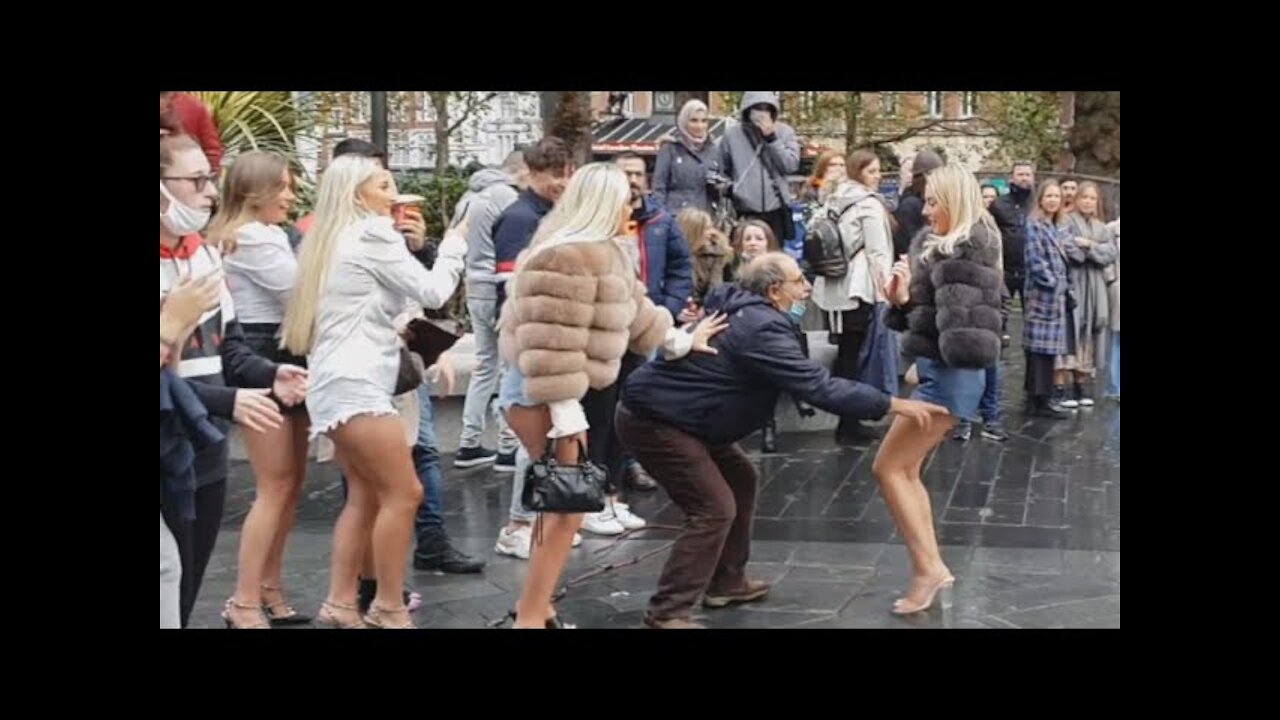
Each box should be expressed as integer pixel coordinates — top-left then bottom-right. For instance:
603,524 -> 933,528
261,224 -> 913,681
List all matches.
786,299 -> 806,324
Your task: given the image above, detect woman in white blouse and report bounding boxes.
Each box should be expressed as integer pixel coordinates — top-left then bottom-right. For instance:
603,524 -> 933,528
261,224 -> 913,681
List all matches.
208,151 -> 314,629
281,155 -> 467,629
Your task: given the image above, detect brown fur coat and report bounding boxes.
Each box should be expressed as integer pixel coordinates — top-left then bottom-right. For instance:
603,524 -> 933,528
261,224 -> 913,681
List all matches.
498,239 -> 672,404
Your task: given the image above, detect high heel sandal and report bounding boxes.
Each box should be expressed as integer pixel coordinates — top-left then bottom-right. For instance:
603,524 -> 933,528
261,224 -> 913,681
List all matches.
260,584 -> 313,626
222,598 -> 270,629
364,603 -> 416,629
505,608 -> 577,629
317,600 -> 366,629
891,575 -> 956,615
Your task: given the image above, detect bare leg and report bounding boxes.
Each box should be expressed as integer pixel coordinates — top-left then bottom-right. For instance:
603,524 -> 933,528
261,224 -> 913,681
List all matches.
331,415 -> 423,627
228,414 -> 305,627
873,414 -> 957,607
505,404 -> 585,628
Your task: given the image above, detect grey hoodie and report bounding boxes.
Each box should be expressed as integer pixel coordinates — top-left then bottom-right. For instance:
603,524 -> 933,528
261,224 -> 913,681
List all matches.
717,91 -> 801,214
455,167 -> 520,296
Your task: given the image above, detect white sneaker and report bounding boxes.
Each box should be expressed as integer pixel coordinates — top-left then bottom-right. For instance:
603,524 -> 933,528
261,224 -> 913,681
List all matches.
581,510 -> 626,536
495,525 -> 532,560
1060,398 -> 1080,409
572,532 -> 583,547
612,503 -> 647,531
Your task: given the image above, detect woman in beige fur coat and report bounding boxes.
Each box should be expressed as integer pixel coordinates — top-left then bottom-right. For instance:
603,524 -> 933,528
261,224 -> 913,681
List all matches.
496,163 -> 725,628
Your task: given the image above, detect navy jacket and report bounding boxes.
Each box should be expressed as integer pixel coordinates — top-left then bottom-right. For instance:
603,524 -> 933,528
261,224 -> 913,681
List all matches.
629,196 -> 694,318
622,284 -> 891,446
160,368 -> 226,520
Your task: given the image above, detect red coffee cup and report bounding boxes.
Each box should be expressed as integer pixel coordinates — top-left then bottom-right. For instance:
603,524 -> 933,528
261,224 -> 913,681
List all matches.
392,194 -> 425,225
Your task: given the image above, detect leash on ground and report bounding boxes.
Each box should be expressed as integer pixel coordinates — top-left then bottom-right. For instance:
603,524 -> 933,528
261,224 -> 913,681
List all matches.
484,525 -> 682,628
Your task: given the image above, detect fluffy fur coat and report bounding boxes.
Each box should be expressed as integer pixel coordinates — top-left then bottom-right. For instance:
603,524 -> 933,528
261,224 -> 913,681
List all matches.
499,239 -> 672,404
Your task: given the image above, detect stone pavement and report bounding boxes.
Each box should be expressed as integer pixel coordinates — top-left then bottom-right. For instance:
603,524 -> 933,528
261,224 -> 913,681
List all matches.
192,324 -> 1119,630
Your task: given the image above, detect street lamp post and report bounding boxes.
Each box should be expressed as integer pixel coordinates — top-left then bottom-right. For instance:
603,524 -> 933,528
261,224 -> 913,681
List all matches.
371,91 -> 388,158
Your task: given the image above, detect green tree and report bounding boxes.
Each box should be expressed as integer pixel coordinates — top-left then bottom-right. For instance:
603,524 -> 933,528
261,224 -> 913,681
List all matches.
541,92 -> 593,165
429,92 -> 500,175
983,92 -> 1066,170
1068,91 -> 1120,178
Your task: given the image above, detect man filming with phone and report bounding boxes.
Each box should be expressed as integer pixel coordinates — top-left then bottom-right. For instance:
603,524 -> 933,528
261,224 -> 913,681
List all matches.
718,92 -> 802,247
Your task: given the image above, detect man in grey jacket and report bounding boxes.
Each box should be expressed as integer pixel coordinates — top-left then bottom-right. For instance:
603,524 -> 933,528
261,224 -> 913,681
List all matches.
719,91 -> 801,246
455,150 -> 527,471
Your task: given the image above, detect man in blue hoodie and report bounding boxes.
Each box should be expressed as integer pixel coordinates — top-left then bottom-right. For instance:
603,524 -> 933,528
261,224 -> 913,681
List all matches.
617,253 -> 947,628
718,92 -> 802,247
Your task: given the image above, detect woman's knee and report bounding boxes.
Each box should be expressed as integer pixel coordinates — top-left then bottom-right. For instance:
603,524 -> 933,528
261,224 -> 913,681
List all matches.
873,454 -> 908,483
385,473 -> 424,513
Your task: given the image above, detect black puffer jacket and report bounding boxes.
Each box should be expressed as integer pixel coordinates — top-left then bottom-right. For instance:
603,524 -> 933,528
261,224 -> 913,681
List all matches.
989,185 -> 1032,273
887,224 -> 1003,369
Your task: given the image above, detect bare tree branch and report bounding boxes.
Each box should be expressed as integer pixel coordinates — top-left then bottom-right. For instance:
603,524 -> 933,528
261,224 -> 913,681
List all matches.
853,117 -> 977,149
447,91 -> 500,134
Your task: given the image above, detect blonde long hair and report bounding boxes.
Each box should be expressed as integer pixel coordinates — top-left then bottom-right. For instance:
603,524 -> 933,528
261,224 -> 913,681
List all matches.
921,163 -> 1001,261
280,154 -> 382,355
205,150 -> 289,255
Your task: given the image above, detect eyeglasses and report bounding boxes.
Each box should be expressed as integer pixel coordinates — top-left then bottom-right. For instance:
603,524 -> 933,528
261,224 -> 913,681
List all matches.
162,174 -> 219,192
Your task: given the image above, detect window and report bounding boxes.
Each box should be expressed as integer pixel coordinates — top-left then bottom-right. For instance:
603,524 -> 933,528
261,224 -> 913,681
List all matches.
350,94 -> 370,124
925,91 -> 942,118
962,92 -> 978,118
389,92 -> 410,124
501,95 -> 518,121
497,132 -> 516,164
882,92 -> 898,117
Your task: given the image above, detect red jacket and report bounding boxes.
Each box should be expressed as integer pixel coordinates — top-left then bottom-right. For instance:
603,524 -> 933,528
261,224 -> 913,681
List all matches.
171,93 -> 223,173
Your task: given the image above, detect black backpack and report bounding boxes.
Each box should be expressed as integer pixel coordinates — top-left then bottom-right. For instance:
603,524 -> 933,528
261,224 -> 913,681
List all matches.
803,192 -> 869,279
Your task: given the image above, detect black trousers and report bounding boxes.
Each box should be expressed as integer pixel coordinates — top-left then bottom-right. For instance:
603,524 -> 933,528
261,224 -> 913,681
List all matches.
160,479 -> 227,628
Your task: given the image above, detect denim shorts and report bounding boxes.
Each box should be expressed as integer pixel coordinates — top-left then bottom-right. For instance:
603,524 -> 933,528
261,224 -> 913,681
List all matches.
497,363 -> 537,413
910,356 -> 986,422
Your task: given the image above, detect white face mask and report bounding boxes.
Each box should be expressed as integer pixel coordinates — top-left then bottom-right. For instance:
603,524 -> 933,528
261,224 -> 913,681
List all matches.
160,181 -> 212,236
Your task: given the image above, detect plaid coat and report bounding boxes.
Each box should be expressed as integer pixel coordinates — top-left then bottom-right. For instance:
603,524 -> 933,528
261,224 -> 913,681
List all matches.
1023,218 -> 1070,355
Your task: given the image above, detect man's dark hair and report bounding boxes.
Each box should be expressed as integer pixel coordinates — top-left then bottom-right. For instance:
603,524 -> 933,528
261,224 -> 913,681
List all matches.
981,183 -> 998,193
524,137 -> 571,174
1058,174 -> 1081,186
615,151 -> 643,163
1011,161 -> 1035,173
333,138 -> 388,165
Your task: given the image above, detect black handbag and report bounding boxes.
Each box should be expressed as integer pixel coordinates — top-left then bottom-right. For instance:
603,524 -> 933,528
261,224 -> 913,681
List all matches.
521,438 -> 607,514
394,346 -> 423,396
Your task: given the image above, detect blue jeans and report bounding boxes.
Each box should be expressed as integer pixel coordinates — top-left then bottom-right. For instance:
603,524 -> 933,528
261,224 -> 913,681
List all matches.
460,295 -> 518,454
979,363 -> 1002,425
1107,331 -> 1120,397
959,358 -> 1003,428
413,383 -> 444,535
337,384 -> 444,536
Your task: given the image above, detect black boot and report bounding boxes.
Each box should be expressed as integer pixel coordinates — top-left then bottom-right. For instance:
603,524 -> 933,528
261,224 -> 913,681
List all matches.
414,529 -> 486,574
761,418 -> 778,454
1031,395 -> 1071,419
357,578 -> 377,615
835,418 -> 877,446
626,463 -> 659,491
357,578 -> 420,614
